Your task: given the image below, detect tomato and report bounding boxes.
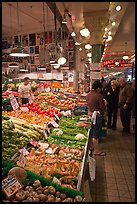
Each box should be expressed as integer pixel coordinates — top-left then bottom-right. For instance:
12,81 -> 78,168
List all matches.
55,109 -> 58,114
57,113 -> 61,118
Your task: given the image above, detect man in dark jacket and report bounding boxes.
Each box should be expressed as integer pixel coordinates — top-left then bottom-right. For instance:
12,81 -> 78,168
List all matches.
86,80 -> 106,156
119,77 -> 133,134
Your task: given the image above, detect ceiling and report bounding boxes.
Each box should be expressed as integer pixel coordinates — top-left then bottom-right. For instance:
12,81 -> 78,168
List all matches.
2,2 -> 135,62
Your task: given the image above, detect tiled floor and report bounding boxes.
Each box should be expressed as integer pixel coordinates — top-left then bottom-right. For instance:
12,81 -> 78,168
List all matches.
83,115 -> 135,202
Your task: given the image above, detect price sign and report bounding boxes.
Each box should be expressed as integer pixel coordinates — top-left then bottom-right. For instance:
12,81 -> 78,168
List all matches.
2,175 -> 23,197
48,120 -> 59,128
20,107 -> 29,111
52,177 -> 61,185
45,87 -> 50,92
10,98 -> 19,111
19,147 -> 29,156
19,152 -> 26,168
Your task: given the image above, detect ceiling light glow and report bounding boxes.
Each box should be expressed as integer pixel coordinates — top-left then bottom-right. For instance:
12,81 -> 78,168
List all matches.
80,28 -> 90,37
112,21 -> 116,26
116,5 -> 121,11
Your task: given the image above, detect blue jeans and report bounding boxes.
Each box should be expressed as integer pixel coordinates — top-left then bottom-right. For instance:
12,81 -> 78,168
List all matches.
89,114 -> 103,139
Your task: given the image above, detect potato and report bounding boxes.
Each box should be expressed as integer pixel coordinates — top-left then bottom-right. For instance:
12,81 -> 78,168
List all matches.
15,192 -> 26,201
43,189 -> 49,195
74,195 -> 83,202
26,197 -> 33,202
64,197 -> 73,202
48,186 -> 56,194
60,193 -> 66,200
47,196 -> 55,202
38,194 -> 47,201
25,186 -> 34,192
33,180 -> 41,188
55,191 -> 60,198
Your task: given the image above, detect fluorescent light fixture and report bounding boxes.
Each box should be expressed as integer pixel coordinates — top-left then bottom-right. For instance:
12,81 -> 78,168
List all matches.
105,27 -> 108,32
80,28 -> 90,37
71,31 -> 76,37
50,60 -> 55,64
87,53 -> 92,57
108,31 -> 111,35
79,48 -> 82,51
53,64 -> 60,69
116,5 -> 121,11
10,47 -> 30,57
58,57 -> 67,65
85,44 -> 92,49
51,63 -> 59,66
123,55 -> 129,60
112,21 -> 116,26
115,62 -> 119,65
8,63 -> 19,68
75,42 -> 81,45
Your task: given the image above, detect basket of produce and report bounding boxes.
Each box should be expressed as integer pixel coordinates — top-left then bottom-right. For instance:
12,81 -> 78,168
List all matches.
2,161 -> 84,202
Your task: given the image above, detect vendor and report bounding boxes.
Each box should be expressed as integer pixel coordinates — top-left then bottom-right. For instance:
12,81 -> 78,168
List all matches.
18,77 -> 32,106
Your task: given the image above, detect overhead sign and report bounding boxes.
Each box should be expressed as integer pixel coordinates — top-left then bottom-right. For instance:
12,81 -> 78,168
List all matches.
102,59 -> 133,67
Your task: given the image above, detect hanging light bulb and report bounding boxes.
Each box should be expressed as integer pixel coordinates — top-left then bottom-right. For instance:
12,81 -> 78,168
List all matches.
116,5 -> 121,11
62,13 -> 67,24
105,27 -> 108,32
107,36 -> 112,41
75,42 -> 81,45
108,31 -> 111,35
87,53 -> 92,58
53,64 -> 60,69
71,31 -> 76,37
58,57 -> 66,65
85,44 -> 92,50
80,28 -> 90,37
10,3 -> 30,57
79,48 -> 82,51
112,21 -> 116,26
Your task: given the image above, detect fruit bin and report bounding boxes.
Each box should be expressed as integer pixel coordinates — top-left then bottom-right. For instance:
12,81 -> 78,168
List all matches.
2,161 -> 84,202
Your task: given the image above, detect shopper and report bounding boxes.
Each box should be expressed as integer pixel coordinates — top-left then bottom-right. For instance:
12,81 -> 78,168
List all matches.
105,80 -> 120,130
119,77 -> 133,134
18,77 -> 33,106
86,80 -> 106,156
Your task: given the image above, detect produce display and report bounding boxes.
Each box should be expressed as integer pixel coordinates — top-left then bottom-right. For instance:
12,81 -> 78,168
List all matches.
35,94 -> 75,110
2,161 -> 84,202
2,110 -> 52,126
16,148 -> 81,189
2,91 -> 19,97
22,102 -> 61,118
2,119 -> 43,161
48,116 -> 88,149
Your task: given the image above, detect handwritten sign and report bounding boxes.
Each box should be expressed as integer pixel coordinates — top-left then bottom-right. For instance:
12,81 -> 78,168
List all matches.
48,120 -> 59,128
2,175 -> 23,197
10,98 -> 19,111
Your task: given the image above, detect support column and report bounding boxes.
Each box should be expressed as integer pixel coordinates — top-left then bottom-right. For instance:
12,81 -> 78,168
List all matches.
83,10 -> 109,87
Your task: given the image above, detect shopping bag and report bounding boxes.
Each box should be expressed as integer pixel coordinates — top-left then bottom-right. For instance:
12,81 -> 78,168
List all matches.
88,155 -> 96,181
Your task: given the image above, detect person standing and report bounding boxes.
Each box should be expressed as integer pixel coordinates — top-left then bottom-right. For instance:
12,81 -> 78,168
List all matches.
119,77 -> 133,134
105,80 -> 120,130
18,77 -> 33,106
86,80 -> 106,156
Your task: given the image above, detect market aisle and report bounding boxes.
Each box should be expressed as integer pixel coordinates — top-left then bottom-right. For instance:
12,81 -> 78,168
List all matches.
83,114 -> 135,202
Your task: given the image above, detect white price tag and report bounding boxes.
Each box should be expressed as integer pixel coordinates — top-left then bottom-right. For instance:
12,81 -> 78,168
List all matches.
19,152 -> 26,168
48,120 -> 59,128
2,175 -> 23,197
45,87 -> 50,92
10,98 -> 19,110
19,147 -> 29,156
20,107 -> 29,111
52,177 -> 61,185
54,113 -> 60,121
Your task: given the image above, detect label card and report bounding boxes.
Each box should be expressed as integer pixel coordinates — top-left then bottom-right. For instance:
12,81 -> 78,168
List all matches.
10,98 -> 19,111
2,175 -> 23,197
19,152 -> 26,168
48,120 -> 59,128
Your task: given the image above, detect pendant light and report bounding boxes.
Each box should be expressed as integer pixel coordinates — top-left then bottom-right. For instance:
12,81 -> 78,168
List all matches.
57,25 -> 67,66
80,28 -> 90,37
10,2 -> 30,57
